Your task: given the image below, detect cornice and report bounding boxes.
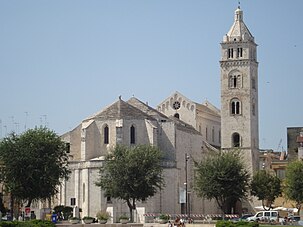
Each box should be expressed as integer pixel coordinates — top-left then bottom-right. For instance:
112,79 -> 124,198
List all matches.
220,60 -> 258,68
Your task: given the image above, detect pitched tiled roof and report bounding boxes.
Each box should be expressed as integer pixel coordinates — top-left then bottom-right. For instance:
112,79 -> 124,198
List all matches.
127,97 -> 169,120
85,98 -> 155,121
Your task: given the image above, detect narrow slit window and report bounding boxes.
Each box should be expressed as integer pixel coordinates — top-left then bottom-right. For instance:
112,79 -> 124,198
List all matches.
130,125 -> 136,144
104,125 -> 109,144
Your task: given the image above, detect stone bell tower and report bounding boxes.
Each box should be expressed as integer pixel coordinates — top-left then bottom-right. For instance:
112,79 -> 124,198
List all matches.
220,6 -> 259,174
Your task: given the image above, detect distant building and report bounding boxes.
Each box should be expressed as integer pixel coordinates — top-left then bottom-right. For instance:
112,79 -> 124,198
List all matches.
287,127 -> 303,160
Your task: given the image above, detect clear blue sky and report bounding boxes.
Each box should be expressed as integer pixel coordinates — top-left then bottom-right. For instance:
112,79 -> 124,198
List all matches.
0,0 -> 302,151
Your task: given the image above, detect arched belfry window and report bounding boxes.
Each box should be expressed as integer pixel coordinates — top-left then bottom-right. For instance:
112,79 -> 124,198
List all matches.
104,125 -> 109,144
232,132 -> 241,147
130,125 -> 136,144
229,74 -> 242,88
231,99 -> 241,115
174,113 -> 180,119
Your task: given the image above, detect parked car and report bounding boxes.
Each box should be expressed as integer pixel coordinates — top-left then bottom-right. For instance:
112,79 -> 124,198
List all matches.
246,211 -> 279,222
228,214 -> 253,222
239,214 -> 254,221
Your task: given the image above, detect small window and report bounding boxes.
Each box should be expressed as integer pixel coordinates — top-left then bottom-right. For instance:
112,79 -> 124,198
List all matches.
212,127 -> 215,142
232,133 -> 241,147
104,125 -> 109,144
174,113 -> 180,119
231,99 -> 241,115
228,48 -> 234,58
206,127 -> 208,140
65,143 -> 70,153
237,48 -> 243,57
107,196 -> 112,203
229,75 -> 241,88
130,125 -> 136,144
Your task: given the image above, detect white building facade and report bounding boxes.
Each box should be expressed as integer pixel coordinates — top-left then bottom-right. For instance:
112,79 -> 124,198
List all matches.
57,96 -> 220,221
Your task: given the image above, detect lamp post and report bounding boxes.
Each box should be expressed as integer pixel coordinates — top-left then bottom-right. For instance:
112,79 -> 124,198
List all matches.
185,153 -> 190,220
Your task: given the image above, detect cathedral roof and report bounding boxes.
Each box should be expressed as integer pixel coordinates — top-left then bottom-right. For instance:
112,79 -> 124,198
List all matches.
84,97 -> 155,121
127,97 -> 169,120
197,100 -> 220,117
224,7 -> 254,42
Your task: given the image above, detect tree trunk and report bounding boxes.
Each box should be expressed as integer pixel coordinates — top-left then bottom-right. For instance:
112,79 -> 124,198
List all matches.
126,198 -> 136,222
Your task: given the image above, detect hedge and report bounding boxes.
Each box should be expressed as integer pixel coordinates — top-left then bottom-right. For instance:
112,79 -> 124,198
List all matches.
0,220 -> 55,227
216,221 -> 259,227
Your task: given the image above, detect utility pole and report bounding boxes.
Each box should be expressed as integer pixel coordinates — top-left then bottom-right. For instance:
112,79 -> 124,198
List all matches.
185,153 -> 190,220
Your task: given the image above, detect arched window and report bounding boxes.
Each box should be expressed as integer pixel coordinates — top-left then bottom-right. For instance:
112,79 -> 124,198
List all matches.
174,113 -> 180,119
104,125 -> 109,144
231,99 -> 241,115
212,127 -> 215,142
130,125 -> 136,144
232,133 -> 241,147
229,74 -> 242,88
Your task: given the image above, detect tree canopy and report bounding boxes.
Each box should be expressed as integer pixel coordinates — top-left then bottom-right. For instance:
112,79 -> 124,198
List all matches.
284,160 -> 303,213
95,144 -> 164,220
194,150 -> 249,214
250,170 -> 282,210
0,127 -> 70,209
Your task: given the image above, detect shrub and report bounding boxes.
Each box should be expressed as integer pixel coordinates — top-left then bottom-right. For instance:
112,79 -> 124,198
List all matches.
119,213 -> 129,220
82,216 -> 94,220
159,214 -> 170,220
53,205 -> 72,220
0,220 -> 55,227
216,221 -> 259,227
96,211 -> 111,220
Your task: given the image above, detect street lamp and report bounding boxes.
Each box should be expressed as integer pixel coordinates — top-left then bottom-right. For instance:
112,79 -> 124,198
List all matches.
185,153 -> 190,220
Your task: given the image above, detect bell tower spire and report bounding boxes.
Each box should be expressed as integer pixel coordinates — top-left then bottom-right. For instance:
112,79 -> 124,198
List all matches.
220,7 -> 259,174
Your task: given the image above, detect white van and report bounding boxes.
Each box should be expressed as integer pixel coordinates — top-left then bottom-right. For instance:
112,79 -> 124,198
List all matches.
246,211 -> 279,222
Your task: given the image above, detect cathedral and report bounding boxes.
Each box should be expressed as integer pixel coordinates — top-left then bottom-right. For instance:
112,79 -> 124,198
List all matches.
55,6 -> 259,222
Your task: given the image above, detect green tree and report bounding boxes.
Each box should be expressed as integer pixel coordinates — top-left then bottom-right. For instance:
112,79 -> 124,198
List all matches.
250,170 -> 282,210
96,145 -> 164,221
194,150 -> 249,214
284,160 -> 303,214
0,128 -> 70,215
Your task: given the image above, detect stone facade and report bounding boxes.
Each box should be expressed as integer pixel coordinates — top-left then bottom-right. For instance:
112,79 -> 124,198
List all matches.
220,7 -> 259,175
157,91 -> 221,148
287,127 -> 303,160
57,96 -> 219,221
